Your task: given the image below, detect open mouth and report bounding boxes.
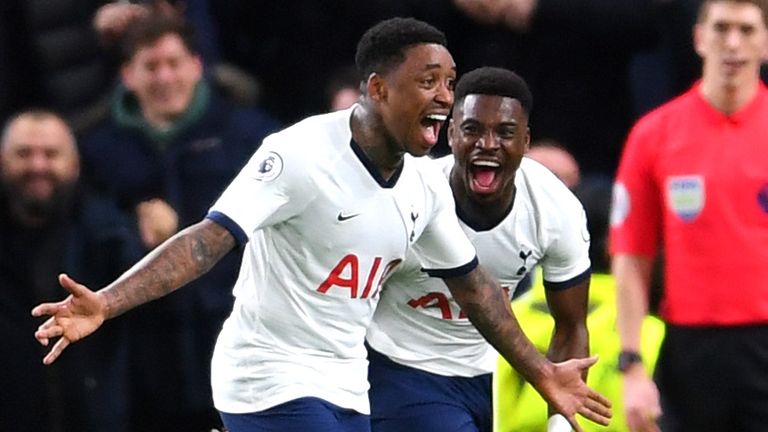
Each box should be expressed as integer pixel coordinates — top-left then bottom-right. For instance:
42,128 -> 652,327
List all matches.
470,160 -> 501,194
420,113 -> 447,146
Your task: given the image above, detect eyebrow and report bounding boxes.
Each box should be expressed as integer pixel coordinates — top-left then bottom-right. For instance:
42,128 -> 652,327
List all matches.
423,63 -> 457,72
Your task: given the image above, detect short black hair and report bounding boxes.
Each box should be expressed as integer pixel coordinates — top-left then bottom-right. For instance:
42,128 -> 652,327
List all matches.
698,0 -> 768,26
120,15 -> 197,63
454,67 -> 533,115
355,17 -> 447,80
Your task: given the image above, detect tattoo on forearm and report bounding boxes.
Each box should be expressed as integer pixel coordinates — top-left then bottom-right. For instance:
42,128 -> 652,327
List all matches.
451,267 -> 548,383
103,221 -> 235,318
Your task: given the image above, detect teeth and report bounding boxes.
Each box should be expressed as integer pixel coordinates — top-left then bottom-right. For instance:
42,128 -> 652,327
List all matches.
473,160 -> 500,168
425,114 -> 447,122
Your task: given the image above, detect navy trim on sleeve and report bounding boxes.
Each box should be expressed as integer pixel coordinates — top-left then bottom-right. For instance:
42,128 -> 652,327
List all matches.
206,211 -> 248,246
423,255 -> 479,279
543,267 -> 592,291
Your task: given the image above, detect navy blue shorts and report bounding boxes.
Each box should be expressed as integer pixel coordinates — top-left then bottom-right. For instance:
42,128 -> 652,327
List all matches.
367,345 -> 492,432
219,397 -> 370,432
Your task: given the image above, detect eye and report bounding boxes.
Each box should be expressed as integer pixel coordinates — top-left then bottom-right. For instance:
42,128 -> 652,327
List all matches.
16,147 -> 31,159
45,148 -> 61,159
461,124 -> 481,136
713,22 -> 729,34
497,126 -> 516,139
740,24 -> 755,36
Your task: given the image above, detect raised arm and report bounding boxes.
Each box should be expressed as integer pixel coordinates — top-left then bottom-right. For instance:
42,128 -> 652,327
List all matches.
444,265 -> 611,431
32,218 -> 236,364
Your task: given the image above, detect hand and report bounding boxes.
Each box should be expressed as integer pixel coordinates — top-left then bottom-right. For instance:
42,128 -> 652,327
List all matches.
500,0 -> 538,32
31,274 -> 108,365
623,365 -> 662,432
453,0 -> 506,26
93,2 -> 150,47
136,198 -> 179,249
537,356 -> 613,432
453,0 -> 538,31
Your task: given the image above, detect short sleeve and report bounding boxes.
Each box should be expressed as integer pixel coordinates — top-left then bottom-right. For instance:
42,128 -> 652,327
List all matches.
207,135 -> 315,243
540,201 -> 592,289
609,117 -> 663,257
414,170 -> 478,278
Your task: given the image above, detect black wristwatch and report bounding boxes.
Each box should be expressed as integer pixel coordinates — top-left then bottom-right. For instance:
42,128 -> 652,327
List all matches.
618,350 -> 643,373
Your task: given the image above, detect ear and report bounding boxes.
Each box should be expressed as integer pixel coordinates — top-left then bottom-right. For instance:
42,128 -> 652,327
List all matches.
762,32 -> 768,61
366,73 -> 388,102
447,118 -> 456,148
693,23 -> 705,59
190,54 -> 203,82
524,127 -> 531,152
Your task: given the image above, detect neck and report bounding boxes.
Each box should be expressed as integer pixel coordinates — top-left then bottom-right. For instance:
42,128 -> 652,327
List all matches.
142,109 -> 176,130
699,74 -> 760,115
350,104 -> 404,180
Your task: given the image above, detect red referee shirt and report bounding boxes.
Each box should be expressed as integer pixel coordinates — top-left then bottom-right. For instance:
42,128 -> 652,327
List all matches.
610,82 -> 768,325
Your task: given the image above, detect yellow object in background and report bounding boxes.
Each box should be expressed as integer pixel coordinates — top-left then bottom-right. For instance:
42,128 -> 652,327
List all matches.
494,272 -> 665,432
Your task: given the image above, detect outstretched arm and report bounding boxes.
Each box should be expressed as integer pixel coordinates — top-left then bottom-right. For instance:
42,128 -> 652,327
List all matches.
32,218 -> 236,364
444,265 -> 611,431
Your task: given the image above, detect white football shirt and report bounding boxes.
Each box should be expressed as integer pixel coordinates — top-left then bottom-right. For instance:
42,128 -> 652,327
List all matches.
366,156 -> 591,377
206,107 -> 477,414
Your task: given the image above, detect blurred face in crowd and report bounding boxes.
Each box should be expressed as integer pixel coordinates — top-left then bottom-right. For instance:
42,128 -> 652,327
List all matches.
373,44 -> 455,157
121,33 -> 203,127
695,1 -> 768,91
449,94 -> 530,205
526,143 -> 581,190
0,113 -> 80,224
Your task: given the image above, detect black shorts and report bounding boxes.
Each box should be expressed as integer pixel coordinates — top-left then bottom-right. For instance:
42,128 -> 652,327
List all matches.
656,324 -> 768,432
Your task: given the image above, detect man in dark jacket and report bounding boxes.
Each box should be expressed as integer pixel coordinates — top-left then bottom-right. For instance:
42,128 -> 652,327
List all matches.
0,110 -> 141,432
79,14 -> 279,431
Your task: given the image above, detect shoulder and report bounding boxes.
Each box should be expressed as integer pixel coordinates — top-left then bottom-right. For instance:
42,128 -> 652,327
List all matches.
404,155 -> 453,193
631,87 -> 698,138
518,158 -> 584,218
246,108 -> 353,179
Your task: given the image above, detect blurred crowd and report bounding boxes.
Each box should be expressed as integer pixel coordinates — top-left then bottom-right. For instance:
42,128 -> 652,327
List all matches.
1,1 -> 766,431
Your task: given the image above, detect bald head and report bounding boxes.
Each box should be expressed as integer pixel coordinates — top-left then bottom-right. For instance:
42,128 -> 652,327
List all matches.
526,141 -> 581,189
1,111 -> 80,225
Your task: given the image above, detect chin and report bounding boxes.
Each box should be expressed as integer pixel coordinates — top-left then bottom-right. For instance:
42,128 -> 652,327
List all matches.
469,187 -> 499,203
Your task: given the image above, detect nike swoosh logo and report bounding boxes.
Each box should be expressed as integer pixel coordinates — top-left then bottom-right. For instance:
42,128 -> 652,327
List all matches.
337,212 -> 360,221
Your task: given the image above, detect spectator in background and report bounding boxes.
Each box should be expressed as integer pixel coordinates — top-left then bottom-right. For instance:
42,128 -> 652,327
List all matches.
325,65 -> 362,111
79,14 -> 279,431
526,139 -> 581,190
610,1 -> 768,431
0,110 -> 141,432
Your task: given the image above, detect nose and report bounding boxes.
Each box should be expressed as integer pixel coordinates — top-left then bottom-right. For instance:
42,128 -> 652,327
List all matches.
155,63 -> 175,83
435,80 -> 453,106
725,28 -> 742,49
475,130 -> 500,150
27,152 -> 51,173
